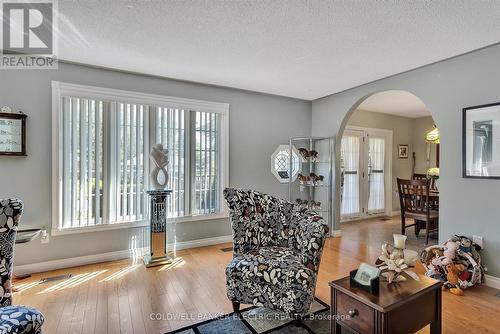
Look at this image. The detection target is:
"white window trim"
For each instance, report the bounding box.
[51,81,230,235]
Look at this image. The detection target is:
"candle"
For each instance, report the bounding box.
[393,234,407,249]
[403,249,419,267]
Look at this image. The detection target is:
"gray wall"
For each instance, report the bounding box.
[0,62,311,266]
[312,43,500,277]
[345,110,436,211]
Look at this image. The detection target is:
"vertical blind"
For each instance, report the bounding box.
[62,97,104,228]
[156,107,185,217]
[59,96,224,230]
[112,103,148,223]
[367,137,385,213]
[340,135,360,216]
[193,111,220,215]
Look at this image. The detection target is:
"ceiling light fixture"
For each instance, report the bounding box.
[425,125,440,144]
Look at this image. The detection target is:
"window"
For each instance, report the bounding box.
[270,145,301,183]
[156,107,185,217]
[193,111,221,215]
[60,96,107,228]
[52,82,229,233]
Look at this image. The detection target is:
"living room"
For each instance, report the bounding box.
[1,1,500,333]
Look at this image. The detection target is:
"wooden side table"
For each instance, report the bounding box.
[330,274,442,334]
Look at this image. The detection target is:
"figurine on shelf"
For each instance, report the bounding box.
[295,199,322,211]
[309,150,319,162]
[298,173,310,185]
[310,173,325,186]
[298,148,320,162]
[298,147,309,160]
[311,201,321,210]
[295,199,308,211]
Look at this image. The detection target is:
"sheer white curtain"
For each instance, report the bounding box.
[341,135,360,216]
[368,137,385,213]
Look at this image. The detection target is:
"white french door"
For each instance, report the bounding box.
[340,127,392,220]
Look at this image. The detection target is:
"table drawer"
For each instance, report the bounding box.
[336,290,374,333]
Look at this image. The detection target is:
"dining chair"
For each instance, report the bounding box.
[397,178,439,245]
[413,173,437,191]
[412,173,439,211]
[412,173,427,180]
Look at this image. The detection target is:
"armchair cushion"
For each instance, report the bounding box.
[224,188,294,256]
[226,246,316,315]
[0,305,44,334]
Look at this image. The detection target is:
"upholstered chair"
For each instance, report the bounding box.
[0,199,44,334]
[224,188,329,316]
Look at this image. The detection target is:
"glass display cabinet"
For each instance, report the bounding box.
[288,136,333,233]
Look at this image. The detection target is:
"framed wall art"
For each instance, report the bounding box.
[398,144,409,159]
[463,102,500,179]
[0,111,27,156]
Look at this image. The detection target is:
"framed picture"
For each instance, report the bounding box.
[0,112,27,156]
[463,102,500,179]
[398,145,409,159]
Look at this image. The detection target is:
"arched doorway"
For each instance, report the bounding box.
[334,90,440,251]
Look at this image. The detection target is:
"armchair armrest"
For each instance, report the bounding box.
[291,210,329,272]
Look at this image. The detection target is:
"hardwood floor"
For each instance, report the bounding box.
[340,215,437,252]
[13,217,500,334]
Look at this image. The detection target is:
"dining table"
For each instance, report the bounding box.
[429,190,439,198]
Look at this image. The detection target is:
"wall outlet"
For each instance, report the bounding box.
[41,230,49,244]
[472,235,483,248]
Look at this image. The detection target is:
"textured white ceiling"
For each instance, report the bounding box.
[57,1,500,100]
[357,90,431,118]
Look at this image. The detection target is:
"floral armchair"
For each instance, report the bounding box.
[0,199,44,334]
[224,188,329,316]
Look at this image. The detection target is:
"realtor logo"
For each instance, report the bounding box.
[1,0,58,69]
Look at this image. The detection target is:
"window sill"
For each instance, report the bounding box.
[168,212,229,223]
[51,212,229,236]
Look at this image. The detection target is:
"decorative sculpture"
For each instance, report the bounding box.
[375,242,420,283]
[150,144,169,189]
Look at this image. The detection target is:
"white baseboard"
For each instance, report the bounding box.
[14,248,136,276]
[172,234,232,250]
[331,230,342,237]
[485,274,500,290]
[14,234,233,276]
